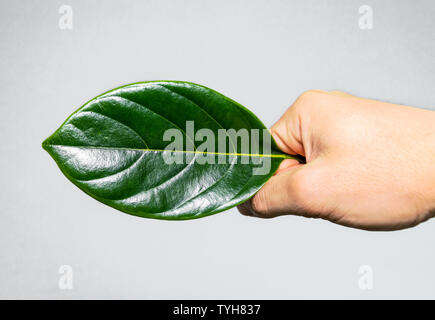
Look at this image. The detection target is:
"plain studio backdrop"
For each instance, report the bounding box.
[0,0,434,299]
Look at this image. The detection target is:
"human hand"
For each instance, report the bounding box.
[238,90,435,231]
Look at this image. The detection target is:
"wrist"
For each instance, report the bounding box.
[417,110,435,216]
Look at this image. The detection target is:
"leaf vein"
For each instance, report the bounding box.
[73,153,145,183]
[111,95,197,151]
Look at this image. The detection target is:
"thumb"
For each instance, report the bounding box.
[238,94,315,218]
[238,159,307,218]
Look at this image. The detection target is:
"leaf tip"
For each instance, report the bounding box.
[41,136,51,152]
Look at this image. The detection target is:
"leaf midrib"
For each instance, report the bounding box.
[43,143,297,159]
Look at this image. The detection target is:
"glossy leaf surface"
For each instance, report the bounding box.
[42,81,299,219]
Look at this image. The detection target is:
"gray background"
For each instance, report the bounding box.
[0,0,434,299]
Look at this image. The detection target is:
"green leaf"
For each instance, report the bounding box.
[42,81,302,220]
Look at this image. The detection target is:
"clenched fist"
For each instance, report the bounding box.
[238,90,435,231]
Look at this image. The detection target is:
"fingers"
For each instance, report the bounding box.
[269,89,334,158]
[270,90,359,161]
[270,102,305,157]
[239,93,310,218]
[238,90,331,219]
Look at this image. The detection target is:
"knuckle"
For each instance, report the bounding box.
[299,90,323,101]
[293,90,325,112]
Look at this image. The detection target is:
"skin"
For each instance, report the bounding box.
[238,90,435,231]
